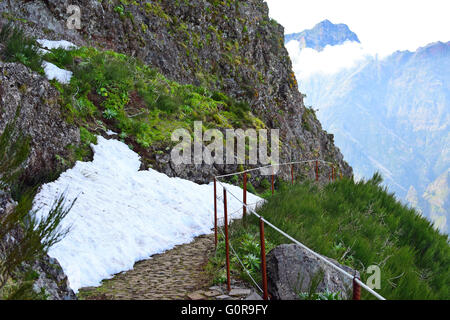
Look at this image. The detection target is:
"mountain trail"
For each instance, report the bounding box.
[78,234,216,300]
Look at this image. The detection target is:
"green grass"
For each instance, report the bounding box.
[216,173,449,300]
[44,46,264,153]
[0,25,266,167]
[0,23,43,72]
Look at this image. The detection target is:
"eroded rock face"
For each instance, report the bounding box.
[0,62,80,184]
[0,62,79,299]
[266,244,359,300]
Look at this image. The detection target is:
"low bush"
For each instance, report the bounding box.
[48,46,263,151]
[0,23,42,72]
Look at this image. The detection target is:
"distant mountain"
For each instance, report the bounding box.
[285,19,360,51]
[288,30,450,233]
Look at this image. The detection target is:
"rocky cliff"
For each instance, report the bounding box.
[0,61,80,185]
[0,0,352,182]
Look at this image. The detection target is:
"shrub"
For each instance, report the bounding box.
[55,46,264,152]
[43,48,73,68]
[155,94,180,113]
[0,24,42,72]
[0,120,30,190]
[0,121,74,299]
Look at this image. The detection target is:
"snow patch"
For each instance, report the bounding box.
[37,39,78,51]
[33,136,263,292]
[105,130,118,136]
[42,61,73,84]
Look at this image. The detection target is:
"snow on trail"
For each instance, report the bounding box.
[33,136,263,292]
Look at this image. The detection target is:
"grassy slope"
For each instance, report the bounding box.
[1,24,266,166]
[232,174,449,299]
[46,46,266,166]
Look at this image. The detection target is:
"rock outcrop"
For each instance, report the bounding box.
[0,60,79,299]
[29,255,76,300]
[266,244,359,300]
[0,61,80,185]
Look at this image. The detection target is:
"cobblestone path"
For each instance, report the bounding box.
[78,234,215,300]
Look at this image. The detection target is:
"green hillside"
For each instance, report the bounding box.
[222,174,449,300]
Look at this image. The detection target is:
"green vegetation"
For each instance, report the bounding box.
[0,23,264,162]
[0,121,74,300]
[295,269,341,300]
[206,228,276,287]
[44,46,263,153]
[0,23,43,72]
[0,119,30,191]
[301,108,314,132]
[224,173,449,299]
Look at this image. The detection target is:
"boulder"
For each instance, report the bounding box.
[266,244,359,300]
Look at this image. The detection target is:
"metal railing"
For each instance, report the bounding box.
[213,160,386,301]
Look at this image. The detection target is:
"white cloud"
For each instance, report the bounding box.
[286,40,373,79]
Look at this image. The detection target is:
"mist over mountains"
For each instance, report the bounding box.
[286,21,450,233]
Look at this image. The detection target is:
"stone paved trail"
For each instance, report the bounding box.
[78,234,216,300]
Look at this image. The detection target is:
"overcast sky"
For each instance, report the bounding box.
[265,0,450,56]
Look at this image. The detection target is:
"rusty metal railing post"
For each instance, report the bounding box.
[291,164,294,185]
[214,178,217,248]
[243,172,247,218]
[353,276,361,300]
[223,188,231,292]
[315,160,319,182]
[259,217,269,300]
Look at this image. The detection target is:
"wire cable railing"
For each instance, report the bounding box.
[212,160,386,301]
[217,226,264,294]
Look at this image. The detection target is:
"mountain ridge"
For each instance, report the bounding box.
[285,19,360,51]
[289,28,450,233]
